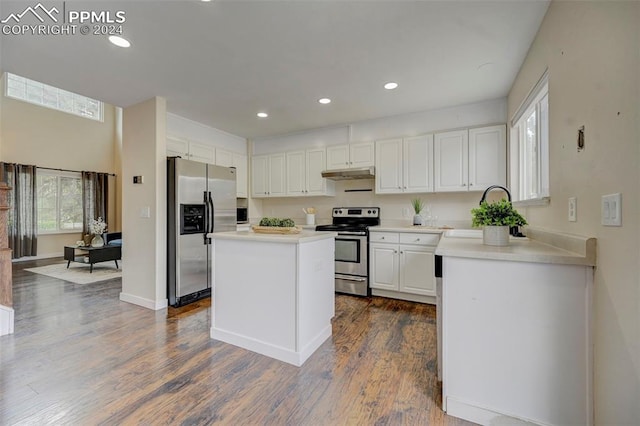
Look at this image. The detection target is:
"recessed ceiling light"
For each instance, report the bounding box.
[384,82,398,90]
[257,112,268,118]
[201,0,212,2]
[318,98,331,104]
[108,35,130,48]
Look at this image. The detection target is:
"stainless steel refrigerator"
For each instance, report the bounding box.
[167,157,236,307]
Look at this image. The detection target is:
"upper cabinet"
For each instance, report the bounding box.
[286,148,335,197]
[167,136,189,158]
[216,148,247,198]
[434,125,505,192]
[326,142,375,170]
[468,125,507,190]
[375,134,433,194]
[189,142,216,164]
[252,153,286,198]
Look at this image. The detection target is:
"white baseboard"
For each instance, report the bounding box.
[211,325,331,367]
[0,304,15,336]
[12,253,62,262]
[119,292,168,311]
[445,396,544,426]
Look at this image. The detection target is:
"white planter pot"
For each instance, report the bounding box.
[413,214,423,225]
[483,226,509,246]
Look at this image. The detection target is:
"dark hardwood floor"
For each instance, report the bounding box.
[1,258,474,425]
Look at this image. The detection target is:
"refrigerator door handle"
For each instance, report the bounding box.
[208,191,215,233]
[203,191,209,244]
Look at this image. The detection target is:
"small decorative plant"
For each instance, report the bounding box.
[411,198,425,214]
[471,199,527,227]
[259,217,296,227]
[89,217,107,235]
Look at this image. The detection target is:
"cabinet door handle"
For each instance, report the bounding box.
[415,238,420,242]
[380,236,385,239]
[469,183,473,186]
[461,183,466,187]
[393,250,397,254]
[400,251,404,254]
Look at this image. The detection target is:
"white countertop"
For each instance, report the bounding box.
[435,230,596,266]
[370,225,448,234]
[208,230,337,244]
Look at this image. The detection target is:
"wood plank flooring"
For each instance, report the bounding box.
[1,258,475,425]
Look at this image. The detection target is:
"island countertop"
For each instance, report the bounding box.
[207,230,337,244]
[435,228,596,266]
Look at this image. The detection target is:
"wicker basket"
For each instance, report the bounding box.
[251,225,302,234]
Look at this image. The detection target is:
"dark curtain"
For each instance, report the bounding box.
[82,172,109,235]
[0,162,38,258]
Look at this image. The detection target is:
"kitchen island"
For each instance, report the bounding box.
[208,230,336,366]
[436,228,596,426]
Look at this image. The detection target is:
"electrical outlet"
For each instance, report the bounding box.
[402,208,410,218]
[568,197,577,222]
[601,193,622,226]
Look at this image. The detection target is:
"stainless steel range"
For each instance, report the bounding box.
[315,207,380,296]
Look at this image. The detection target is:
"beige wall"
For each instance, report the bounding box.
[508,2,640,424]
[121,97,167,309]
[0,73,120,256]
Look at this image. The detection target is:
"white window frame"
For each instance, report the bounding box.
[4,72,104,122]
[510,70,550,206]
[36,169,84,235]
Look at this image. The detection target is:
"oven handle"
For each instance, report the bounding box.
[335,274,367,282]
[337,231,367,236]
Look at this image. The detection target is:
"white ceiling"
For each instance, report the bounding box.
[0,0,549,139]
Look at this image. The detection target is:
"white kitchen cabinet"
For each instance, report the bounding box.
[369,231,439,303]
[215,148,233,167]
[468,125,506,190]
[189,142,216,164]
[434,130,468,192]
[167,136,189,158]
[326,142,374,170]
[375,134,433,194]
[286,149,335,197]
[399,246,435,295]
[232,153,248,198]
[216,149,247,198]
[286,151,306,195]
[370,243,399,291]
[251,153,285,198]
[434,125,506,192]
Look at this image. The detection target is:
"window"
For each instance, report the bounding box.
[5,72,103,121]
[510,70,549,204]
[37,170,83,233]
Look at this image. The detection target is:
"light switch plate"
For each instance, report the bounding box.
[568,197,577,222]
[601,193,622,226]
[140,206,151,218]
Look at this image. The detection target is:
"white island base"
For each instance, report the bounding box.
[209,231,336,367]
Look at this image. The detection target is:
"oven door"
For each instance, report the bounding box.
[334,234,367,277]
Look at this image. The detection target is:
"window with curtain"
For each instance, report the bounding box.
[82,171,109,235]
[0,162,38,258]
[36,170,83,233]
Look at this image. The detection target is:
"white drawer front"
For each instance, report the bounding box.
[369,232,400,244]
[399,233,440,246]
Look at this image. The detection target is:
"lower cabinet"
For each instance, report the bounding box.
[370,232,438,303]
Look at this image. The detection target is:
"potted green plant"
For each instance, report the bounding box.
[471,198,527,246]
[411,198,425,226]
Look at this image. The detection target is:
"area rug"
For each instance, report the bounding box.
[25,261,122,285]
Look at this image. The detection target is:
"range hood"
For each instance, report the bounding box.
[321,166,375,180]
